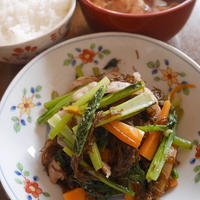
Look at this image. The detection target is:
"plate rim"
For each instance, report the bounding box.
[0,32,200,200]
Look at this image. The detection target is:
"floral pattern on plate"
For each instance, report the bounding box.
[147,59,192,94]
[10,85,42,133]
[14,162,50,200]
[63,43,111,72]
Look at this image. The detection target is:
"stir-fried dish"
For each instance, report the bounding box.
[38,71,195,200]
[89,0,185,14]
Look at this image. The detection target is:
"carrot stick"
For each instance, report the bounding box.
[103,121,144,149]
[63,188,86,200]
[124,194,135,200]
[168,84,196,101]
[139,100,171,160]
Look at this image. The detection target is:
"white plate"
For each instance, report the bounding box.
[0,32,200,200]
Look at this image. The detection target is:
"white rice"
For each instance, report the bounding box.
[0,0,72,45]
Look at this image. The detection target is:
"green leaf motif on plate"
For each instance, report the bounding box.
[64,59,71,66]
[27,116,32,123]
[14,123,21,133]
[43,192,51,197]
[23,171,30,176]
[154,77,160,81]
[17,162,23,172]
[155,60,160,67]
[67,53,73,59]
[98,53,104,59]
[195,172,200,183]
[194,165,200,173]
[11,116,19,122]
[147,61,155,68]
[90,43,96,49]
[183,88,190,95]
[15,178,23,184]
[35,85,42,92]
[179,72,186,77]
[35,94,41,99]
[23,88,27,95]
[102,49,111,55]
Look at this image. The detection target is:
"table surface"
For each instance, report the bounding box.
[0,2,200,199]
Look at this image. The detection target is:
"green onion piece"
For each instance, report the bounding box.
[97,91,156,127]
[100,81,145,108]
[37,94,74,124]
[76,65,84,78]
[73,86,106,156]
[173,136,193,149]
[88,143,103,171]
[93,67,100,76]
[44,91,74,110]
[48,114,75,147]
[136,124,168,132]
[172,167,179,179]
[51,90,59,100]
[146,126,176,182]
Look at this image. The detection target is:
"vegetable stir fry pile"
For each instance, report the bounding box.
[38,71,195,200]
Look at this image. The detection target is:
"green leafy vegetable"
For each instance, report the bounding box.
[73,86,106,156]
[100,81,145,108]
[128,163,146,186]
[97,91,156,126]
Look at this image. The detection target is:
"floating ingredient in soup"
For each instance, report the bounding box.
[89,0,184,14]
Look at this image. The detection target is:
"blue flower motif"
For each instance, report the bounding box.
[94,60,99,64]
[11,106,16,111]
[21,119,26,126]
[36,102,42,106]
[33,176,39,181]
[27,195,32,200]
[15,170,21,176]
[30,87,35,94]
[165,59,169,66]
[152,69,158,74]
[98,46,103,51]
[75,48,81,52]
[168,87,172,92]
[190,158,196,164]
[71,60,76,66]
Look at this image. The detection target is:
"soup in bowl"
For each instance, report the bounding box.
[79,0,196,41]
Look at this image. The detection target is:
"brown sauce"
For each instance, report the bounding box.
[89,0,185,14]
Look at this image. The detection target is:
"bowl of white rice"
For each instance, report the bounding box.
[0,0,76,64]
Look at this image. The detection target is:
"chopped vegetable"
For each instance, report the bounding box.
[146,120,177,181]
[73,86,106,156]
[139,100,171,160]
[89,143,103,171]
[195,144,200,159]
[37,93,74,124]
[63,188,86,200]
[172,168,179,179]
[48,114,74,147]
[168,84,196,101]
[173,136,193,149]
[48,77,110,139]
[100,81,145,108]
[103,121,144,148]
[97,91,156,126]
[44,91,74,109]
[63,147,135,196]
